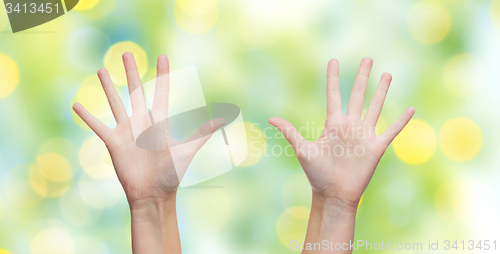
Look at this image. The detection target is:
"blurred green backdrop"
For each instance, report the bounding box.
[0,0,499,253]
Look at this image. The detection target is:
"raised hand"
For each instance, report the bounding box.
[73,53,225,254]
[269,58,414,253]
[74,52,224,203]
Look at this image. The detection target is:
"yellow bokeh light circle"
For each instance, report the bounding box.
[0,53,20,98]
[29,153,73,198]
[80,136,115,179]
[0,249,13,254]
[490,0,500,30]
[38,137,79,165]
[177,0,217,16]
[73,0,100,11]
[443,54,485,98]
[73,0,116,19]
[72,75,113,130]
[29,165,50,197]
[393,119,436,164]
[36,153,72,182]
[439,118,482,162]
[407,1,451,45]
[31,229,75,254]
[187,190,231,231]
[276,206,310,248]
[236,122,267,167]
[434,181,464,223]
[104,41,148,86]
[174,0,217,34]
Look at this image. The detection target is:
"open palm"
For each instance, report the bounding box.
[269,58,414,208]
[73,53,225,203]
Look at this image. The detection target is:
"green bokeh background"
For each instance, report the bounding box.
[1,0,500,253]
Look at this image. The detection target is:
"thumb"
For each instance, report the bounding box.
[268,117,306,150]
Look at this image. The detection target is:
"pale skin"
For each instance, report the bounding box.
[74,55,413,253]
[269,57,415,253]
[73,52,225,254]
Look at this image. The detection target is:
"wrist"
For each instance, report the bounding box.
[304,191,358,246]
[129,193,177,224]
[129,192,177,208]
[311,191,358,219]
[128,193,181,254]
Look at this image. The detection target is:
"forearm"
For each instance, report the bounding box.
[129,193,181,254]
[303,192,358,253]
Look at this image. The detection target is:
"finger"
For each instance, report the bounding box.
[97,68,128,124]
[123,52,146,113]
[326,59,342,116]
[379,107,415,146]
[73,103,111,140]
[268,117,306,151]
[152,55,170,118]
[346,57,373,118]
[364,72,391,127]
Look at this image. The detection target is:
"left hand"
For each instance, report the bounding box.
[269,57,414,209]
